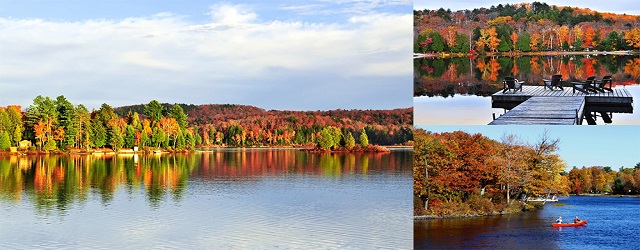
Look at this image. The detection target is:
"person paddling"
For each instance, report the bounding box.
[574,216,580,223]
[556,217,562,224]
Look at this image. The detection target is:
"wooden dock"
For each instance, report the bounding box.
[490,86,633,125]
[490,97,585,125]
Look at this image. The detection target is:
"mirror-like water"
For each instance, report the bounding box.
[414,55,639,124]
[0,149,412,249]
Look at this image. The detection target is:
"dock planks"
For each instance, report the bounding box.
[489,96,585,125]
[490,86,633,125]
[492,86,633,105]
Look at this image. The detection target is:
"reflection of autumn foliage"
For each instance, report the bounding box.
[559,61,574,79]
[530,57,542,75]
[487,58,501,81]
[624,58,640,79]
[511,62,519,76]
[0,150,411,212]
[583,58,596,78]
[476,58,501,82]
[197,150,404,177]
[415,55,639,97]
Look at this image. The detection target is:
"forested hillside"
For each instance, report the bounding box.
[115,103,412,147]
[0,96,412,153]
[414,2,640,53]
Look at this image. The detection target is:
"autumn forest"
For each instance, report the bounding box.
[414,2,640,54]
[414,129,640,217]
[0,95,412,153]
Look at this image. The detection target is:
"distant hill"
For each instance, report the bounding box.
[115,103,413,146]
[114,103,411,126]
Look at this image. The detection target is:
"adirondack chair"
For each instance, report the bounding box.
[572,76,598,94]
[594,75,613,92]
[542,74,564,91]
[502,76,523,93]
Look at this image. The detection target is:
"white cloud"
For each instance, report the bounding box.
[282,0,411,16]
[0,4,412,110]
[209,4,257,25]
[280,4,327,15]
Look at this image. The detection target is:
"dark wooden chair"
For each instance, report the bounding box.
[572,76,598,94]
[502,76,523,93]
[594,75,613,92]
[543,74,564,91]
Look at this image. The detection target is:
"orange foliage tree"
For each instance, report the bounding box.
[624,28,640,49]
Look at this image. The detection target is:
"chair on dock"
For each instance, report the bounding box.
[502,76,523,93]
[572,76,598,94]
[594,75,614,92]
[543,74,564,91]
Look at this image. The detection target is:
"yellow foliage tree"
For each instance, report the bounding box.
[624,28,640,49]
[510,32,519,50]
[487,16,512,26]
[558,26,570,45]
[486,27,501,52]
[530,33,541,51]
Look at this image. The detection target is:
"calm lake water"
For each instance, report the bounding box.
[415,196,640,249]
[0,149,412,249]
[414,55,640,125]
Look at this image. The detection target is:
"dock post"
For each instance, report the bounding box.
[492,113,496,120]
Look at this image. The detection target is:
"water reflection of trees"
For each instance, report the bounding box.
[0,150,410,212]
[415,55,640,97]
[0,154,198,211]
[195,150,407,178]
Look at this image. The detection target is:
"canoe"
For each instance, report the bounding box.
[552,220,587,227]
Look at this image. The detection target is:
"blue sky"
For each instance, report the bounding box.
[0,0,411,23]
[0,0,412,111]
[414,0,640,15]
[416,125,640,171]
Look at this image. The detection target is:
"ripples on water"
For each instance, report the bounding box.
[415,196,640,249]
[0,149,412,249]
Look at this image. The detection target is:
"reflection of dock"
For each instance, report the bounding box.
[490,86,633,125]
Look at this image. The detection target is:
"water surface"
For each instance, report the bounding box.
[414,55,639,125]
[415,196,640,249]
[0,149,412,249]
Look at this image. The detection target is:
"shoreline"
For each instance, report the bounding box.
[0,144,403,156]
[572,193,640,198]
[414,210,521,220]
[414,50,636,59]
[416,195,640,220]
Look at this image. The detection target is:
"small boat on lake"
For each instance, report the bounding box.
[552,220,587,228]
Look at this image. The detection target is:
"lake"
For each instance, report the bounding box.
[0,149,412,249]
[414,195,640,249]
[414,55,640,125]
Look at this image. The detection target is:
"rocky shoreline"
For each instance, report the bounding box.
[414,210,521,220]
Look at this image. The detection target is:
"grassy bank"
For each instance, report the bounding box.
[414,195,545,220]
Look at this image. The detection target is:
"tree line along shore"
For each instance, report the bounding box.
[415,2,640,56]
[414,129,640,219]
[0,95,412,155]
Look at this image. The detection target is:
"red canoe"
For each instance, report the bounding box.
[552,220,587,227]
